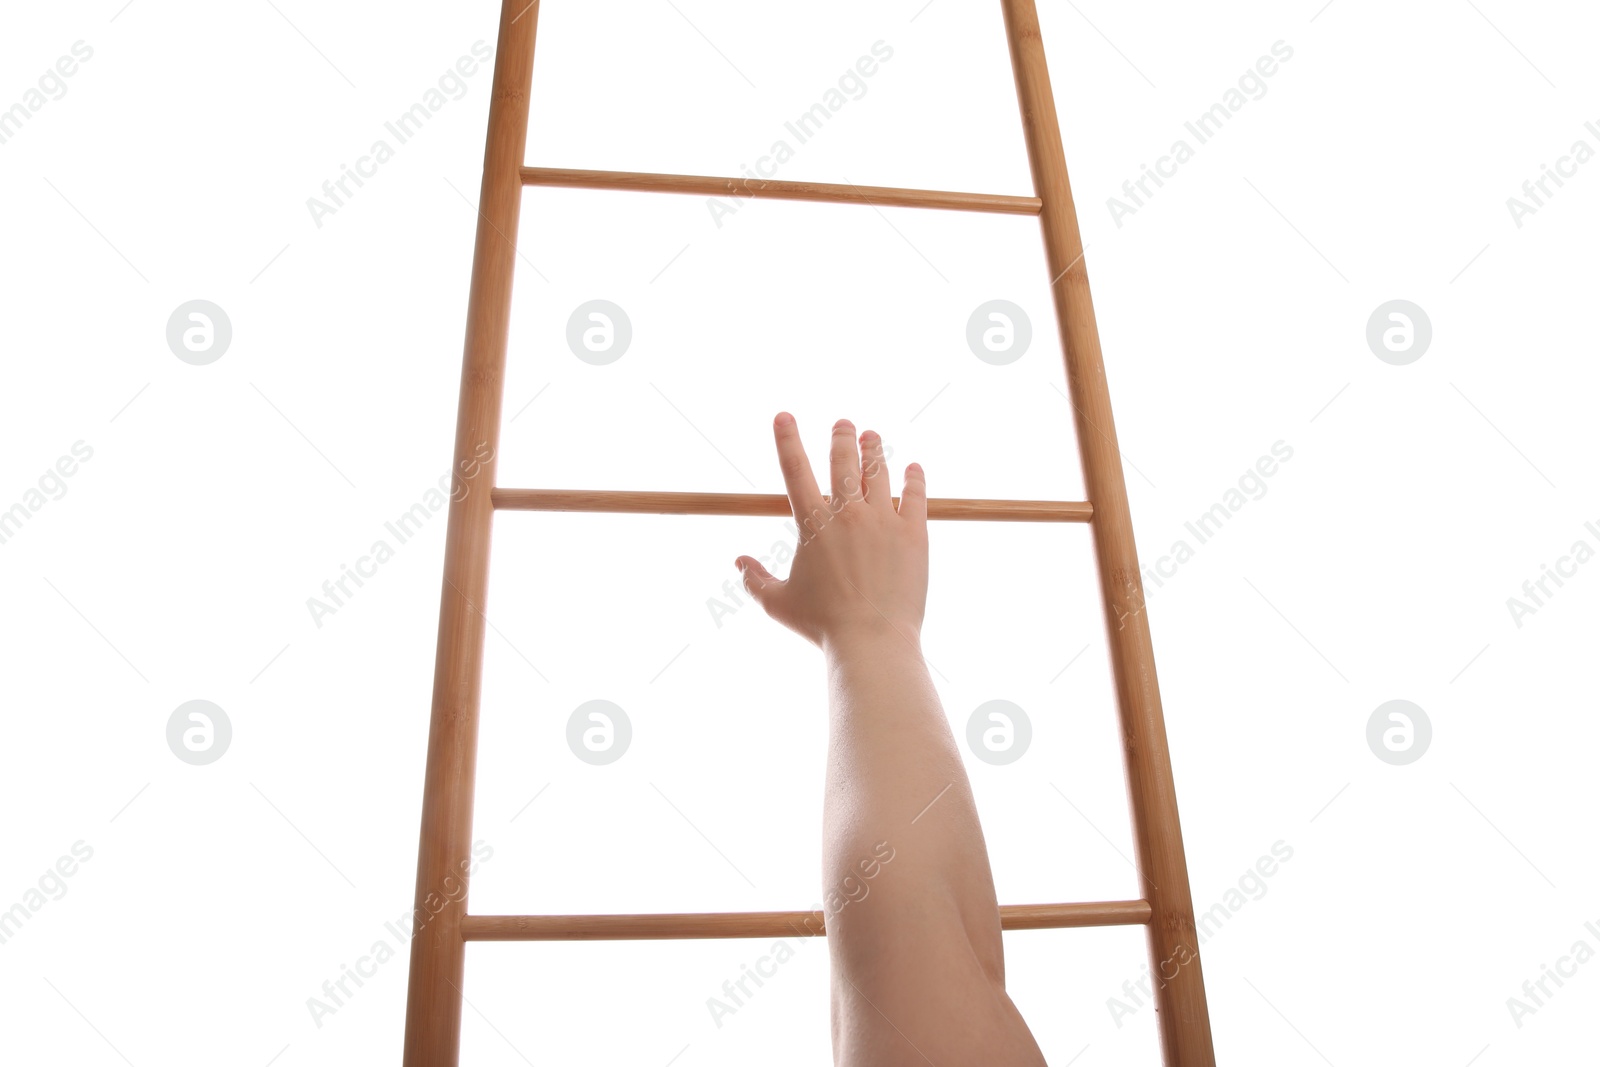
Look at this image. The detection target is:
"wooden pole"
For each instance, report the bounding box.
[997,1,1217,1062]
[459,899,1153,941]
[521,166,1042,214]
[491,488,1092,523]
[401,3,539,1063]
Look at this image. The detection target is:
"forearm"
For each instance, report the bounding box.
[739,414,1044,1064]
[822,628,963,835]
[821,628,1005,980]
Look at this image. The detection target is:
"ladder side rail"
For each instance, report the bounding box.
[997,1,1217,1063]
[402,3,541,1064]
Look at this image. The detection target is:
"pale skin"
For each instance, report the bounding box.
[736,413,1047,1067]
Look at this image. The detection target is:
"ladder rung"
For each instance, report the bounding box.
[521,166,1043,216]
[460,900,1150,941]
[492,488,1092,523]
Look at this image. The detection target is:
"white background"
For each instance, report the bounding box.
[1,1,1596,1064]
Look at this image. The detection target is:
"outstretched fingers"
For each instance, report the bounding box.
[829,419,863,504]
[898,462,927,525]
[859,430,892,510]
[773,412,824,519]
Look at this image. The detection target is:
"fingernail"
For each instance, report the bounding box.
[774,412,794,428]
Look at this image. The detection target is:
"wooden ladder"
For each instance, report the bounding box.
[403,1,1216,1063]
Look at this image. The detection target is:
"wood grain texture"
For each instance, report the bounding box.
[1000,0,1216,1062]
[401,3,538,1064]
[521,165,1042,215]
[492,488,1092,523]
[461,900,1152,941]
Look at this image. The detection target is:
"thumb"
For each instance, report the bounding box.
[735,556,787,617]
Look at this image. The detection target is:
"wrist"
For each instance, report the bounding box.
[820,619,923,662]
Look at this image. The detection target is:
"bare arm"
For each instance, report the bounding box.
[737,414,1046,1067]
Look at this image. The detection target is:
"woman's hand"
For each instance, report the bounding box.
[736,413,928,652]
